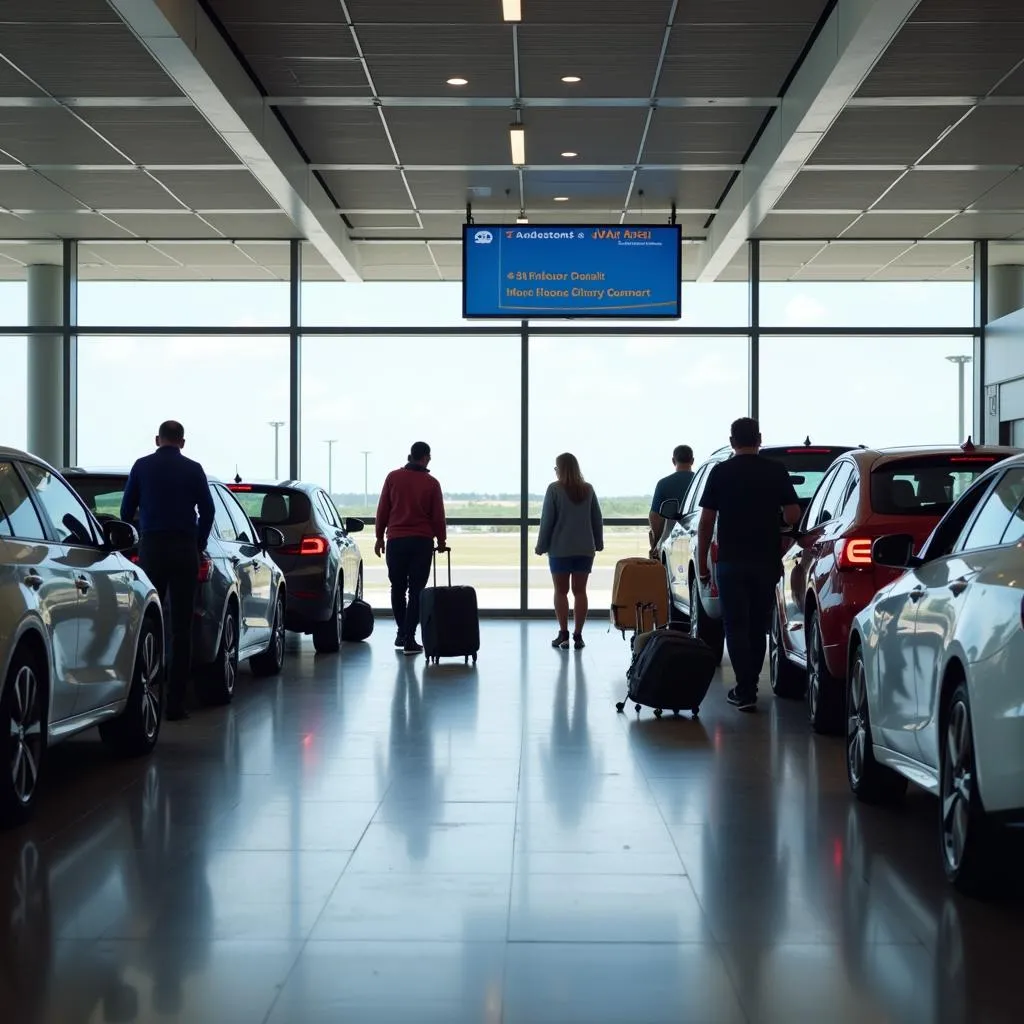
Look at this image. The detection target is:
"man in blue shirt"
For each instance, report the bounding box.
[121,420,215,721]
[649,445,695,558]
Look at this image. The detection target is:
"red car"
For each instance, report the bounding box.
[770,441,1018,734]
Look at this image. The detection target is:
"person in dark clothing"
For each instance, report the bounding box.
[121,420,215,721]
[649,444,695,558]
[375,442,449,656]
[697,418,801,712]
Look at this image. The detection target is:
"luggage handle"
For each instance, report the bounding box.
[432,548,452,588]
[634,601,659,634]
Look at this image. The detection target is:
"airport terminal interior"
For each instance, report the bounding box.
[4,0,1024,1021]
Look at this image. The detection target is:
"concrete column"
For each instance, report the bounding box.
[988,264,1024,323]
[26,263,64,467]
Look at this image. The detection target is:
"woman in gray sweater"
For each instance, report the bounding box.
[535,453,604,649]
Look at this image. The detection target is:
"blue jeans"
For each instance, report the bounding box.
[716,561,780,699]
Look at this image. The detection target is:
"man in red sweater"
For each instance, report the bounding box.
[375,441,449,655]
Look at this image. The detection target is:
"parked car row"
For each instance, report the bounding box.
[0,446,369,826]
[657,437,1024,893]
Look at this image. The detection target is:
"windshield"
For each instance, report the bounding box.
[66,475,130,520]
[871,457,1005,516]
[761,448,852,502]
[227,485,311,526]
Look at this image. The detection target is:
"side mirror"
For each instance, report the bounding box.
[659,498,682,521]
[345,517,365,534]
[260,526,285,550]
[103,519,139,552]
[872,533,920,569]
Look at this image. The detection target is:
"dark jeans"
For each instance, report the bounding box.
[386,536,434,641]
[139,531,200,708]
[716,561,780,699]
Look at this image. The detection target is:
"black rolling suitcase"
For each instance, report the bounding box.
[617,604,716,718]
[420,550,480,665]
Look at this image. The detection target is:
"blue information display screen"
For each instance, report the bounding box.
[462,224,682,319]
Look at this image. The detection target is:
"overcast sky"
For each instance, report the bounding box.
[1,279,974,499]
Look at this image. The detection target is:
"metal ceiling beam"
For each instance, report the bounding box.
[696,0,924,282]
[106,0,362,280]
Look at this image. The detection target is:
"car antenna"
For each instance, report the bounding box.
[804,436,811,446]
[234,467,242,484]
[961,436,976,453]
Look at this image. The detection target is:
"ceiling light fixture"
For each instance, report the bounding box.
[502,0,522,22]
[561,75,581,84]
[517,213,529,224]
[561,151,578,158]
[447,77,468,86]
[554,196,569,202]
[509,122,526,166]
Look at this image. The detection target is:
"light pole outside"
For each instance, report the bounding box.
[268,421,284,479]
[361,450,372,512]
[946,355,972,442]
[325,439,338,498]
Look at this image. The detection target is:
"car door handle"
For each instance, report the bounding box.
[23,571,43,590]
[948,578,969,596]
[75,575,90,593]
[909,586,925,602]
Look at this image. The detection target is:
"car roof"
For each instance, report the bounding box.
[837,444,1020,472]
[63,466,225,484]
[708,441,857,459]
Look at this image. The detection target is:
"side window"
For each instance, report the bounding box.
[211,487,238,542]
[683,464,711,514]
[318,491,341,529]
[20,462,98,546]
[218,487,255,544]
[0,462,46,540]
[958,469,1024,553]
[922,476,995,560]
[819,464,855,525]
[803,466,839,530]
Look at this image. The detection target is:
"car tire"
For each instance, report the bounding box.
[807,608,843,734]
[201,603,239,705]
[769,604,806,699]
[100,616,163,757]
[0,643,46,826]
[312,585,343,654]
[940,681,1000,895]
[688,574,724,665]
[846,644,907,804]
[250,590,286,677]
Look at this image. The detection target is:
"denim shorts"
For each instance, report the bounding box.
[548,555,594,574]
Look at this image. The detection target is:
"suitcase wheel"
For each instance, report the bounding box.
[615,701,625,713]
[691,707,700,717]
[634,704,641,714]
[653,708,663,719]
[673,710,681,717]
[472,654,477,664]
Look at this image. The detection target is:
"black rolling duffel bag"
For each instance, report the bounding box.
[617,605,716,718]
[420,550,480,665]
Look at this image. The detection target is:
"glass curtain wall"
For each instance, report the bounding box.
[0,238,983,612]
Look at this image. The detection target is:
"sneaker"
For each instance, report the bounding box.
[572,633,585,650]
[394,632,406,650]
[552,631,570,649]
[727,688,757,712]
[403,640,424,657]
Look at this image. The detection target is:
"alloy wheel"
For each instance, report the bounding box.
[807,619,822,720]
[10,664,43,807]
[271,599,285,665]
[769,614,780,683]
[847,659,868,787]
[941,700,974,873]
[223,615,238,694]
[139,630,161,741]
[334,590,343,646]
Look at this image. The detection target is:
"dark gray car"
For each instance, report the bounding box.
[226,481,366,652]
[64,470,287,705]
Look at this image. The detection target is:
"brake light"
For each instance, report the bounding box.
[949,456,996,463]
[228,484,253,491]
[197,554,213,582]
[787,448,835,454]
[837,537,873,570]
[281,535,328,557]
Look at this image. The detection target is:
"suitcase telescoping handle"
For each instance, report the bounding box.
[432,548,452,588]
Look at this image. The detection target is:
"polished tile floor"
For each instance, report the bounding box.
[2,621,1023,1023]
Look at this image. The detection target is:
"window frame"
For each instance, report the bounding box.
[18,459,101,548]
[802,465,841,532]
[0,460,47,542]
[955,467,1024,554]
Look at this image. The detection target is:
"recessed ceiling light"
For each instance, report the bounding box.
[502,0,521,22]
[561,151,578,159]
[447,77,468,86]
[554,196,569,202]
[561,75,581,84]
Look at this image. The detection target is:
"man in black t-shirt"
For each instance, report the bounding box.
[698,418,801,712]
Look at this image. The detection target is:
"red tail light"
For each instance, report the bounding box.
[129,553,140,564]
[281,535,328,557]
[228,483,253,491]
[197,554,214,582]
[837,537,873,570]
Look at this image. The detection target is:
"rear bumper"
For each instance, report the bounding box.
[282,565,334,630]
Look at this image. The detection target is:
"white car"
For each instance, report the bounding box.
[0,447,163,825]
[846,452,1024,892]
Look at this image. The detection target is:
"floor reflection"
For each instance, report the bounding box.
[1,622,1022,1023]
